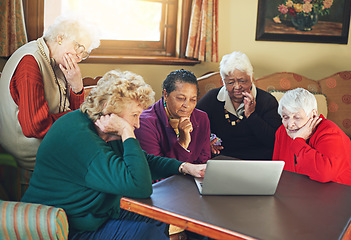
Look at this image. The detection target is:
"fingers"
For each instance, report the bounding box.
[210,138,218,144]
[310,116,322,129]
[187,164,207,178]
[60,53,79,76]
[294,116,321,140]
[179,117,193,133]
[243,92,255,118]
[63,53,77,70]
[242,91,254,104]
[211,145,223,155]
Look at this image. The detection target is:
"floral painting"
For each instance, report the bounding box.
[255,0,351,44]
[274,0,334,31]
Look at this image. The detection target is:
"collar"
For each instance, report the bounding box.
[157,98,199,129]
[217,83,257,117]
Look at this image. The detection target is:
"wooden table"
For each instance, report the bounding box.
[120,172,351,240]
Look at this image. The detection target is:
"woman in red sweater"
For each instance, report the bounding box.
[273,88,351,185]
[0,14,100,196]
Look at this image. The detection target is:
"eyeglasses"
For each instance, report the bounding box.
[224,79,250,87]
[73,41,89,60]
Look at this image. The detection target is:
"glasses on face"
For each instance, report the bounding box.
[224,79,250,88]
[73,41,89,60]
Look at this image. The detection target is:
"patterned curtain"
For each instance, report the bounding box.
[0,0,28,57]
[185,0,218,62]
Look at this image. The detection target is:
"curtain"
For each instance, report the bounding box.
[185,0,218,62]
[0,0,28,57]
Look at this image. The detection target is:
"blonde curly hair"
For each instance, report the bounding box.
[81,70,155,122]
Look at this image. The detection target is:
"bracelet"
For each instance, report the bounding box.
[179,162,187,175]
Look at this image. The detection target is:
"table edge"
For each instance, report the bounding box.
[120,197,256,240]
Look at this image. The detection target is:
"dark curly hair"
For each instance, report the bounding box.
[162,69,199,96]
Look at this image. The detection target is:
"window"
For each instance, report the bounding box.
[22,0,200,65]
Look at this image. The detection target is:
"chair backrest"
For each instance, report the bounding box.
[83,76,101,100]
[197,72,223,99]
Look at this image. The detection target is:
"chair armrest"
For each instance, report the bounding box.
[0,201,69,240]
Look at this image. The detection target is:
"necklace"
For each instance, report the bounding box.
[224,109,244,126]
[37,39,67,112]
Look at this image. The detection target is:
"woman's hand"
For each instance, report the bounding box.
[59,53,83,94]
[242,91,256,118]
[210,138,224,155]
[180,163,206,178]
[178,117,193,149]
[294,115,322,140]
[95,114,135,141]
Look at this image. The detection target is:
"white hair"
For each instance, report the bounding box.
[219,51,253,82]
[278,88,318,117]
[43,14,100,52]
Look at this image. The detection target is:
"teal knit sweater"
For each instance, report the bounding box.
[22,110,182,232]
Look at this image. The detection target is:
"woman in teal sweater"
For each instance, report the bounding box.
[22,70,206,239]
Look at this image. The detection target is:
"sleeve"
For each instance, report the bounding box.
[136,116,193,162]
[292,130,348,183]
[85,138,153,198]
[245,94,282,148]
[9,56,76,139]
[272,127,282,160]
[145,152,182,181]
[194,113,211,163]
[69,88,85,110]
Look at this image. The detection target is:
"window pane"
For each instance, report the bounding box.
[44,0,162,41]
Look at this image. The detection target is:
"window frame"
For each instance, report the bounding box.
[22,0,200,65]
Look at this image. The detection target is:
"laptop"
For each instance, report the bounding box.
[194,160,285,195]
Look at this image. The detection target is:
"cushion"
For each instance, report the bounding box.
[270,91,328,118]
[255,72,321,94]
[319,71,351,137]
[0,201,68,240]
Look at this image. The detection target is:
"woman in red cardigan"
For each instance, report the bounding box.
[273,88,351,185]
[0,14,100,197]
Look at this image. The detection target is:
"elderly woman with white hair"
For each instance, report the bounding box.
[273,88,351,185]
[0,14,100,196]
[22,70,206,239]
[197,51,281,160]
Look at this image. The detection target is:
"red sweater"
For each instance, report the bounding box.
[9,55,84,139]
[273,115,351,186]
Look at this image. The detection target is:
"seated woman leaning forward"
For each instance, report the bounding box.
[134,69,211,164]
[21,70,206,239]
[273,88,351,186]
[196,51,282,160]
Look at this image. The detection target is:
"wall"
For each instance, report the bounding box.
[1,0,350,99]
[220,1,351,80]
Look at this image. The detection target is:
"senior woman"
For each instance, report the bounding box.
[196,51,281,160]
[273,88,351,185]
[134,69,211,164]
[0,14,100,195]
[21,70,206,239]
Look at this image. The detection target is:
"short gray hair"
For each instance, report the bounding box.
[278,88,317,117]
[43,14,100,52]
[219,51,253,82]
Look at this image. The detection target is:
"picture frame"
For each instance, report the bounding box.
[255,0,351,44]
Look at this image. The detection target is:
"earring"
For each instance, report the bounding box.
[58,41,62,45]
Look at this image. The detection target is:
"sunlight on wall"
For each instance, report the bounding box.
[44,0,162,41]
